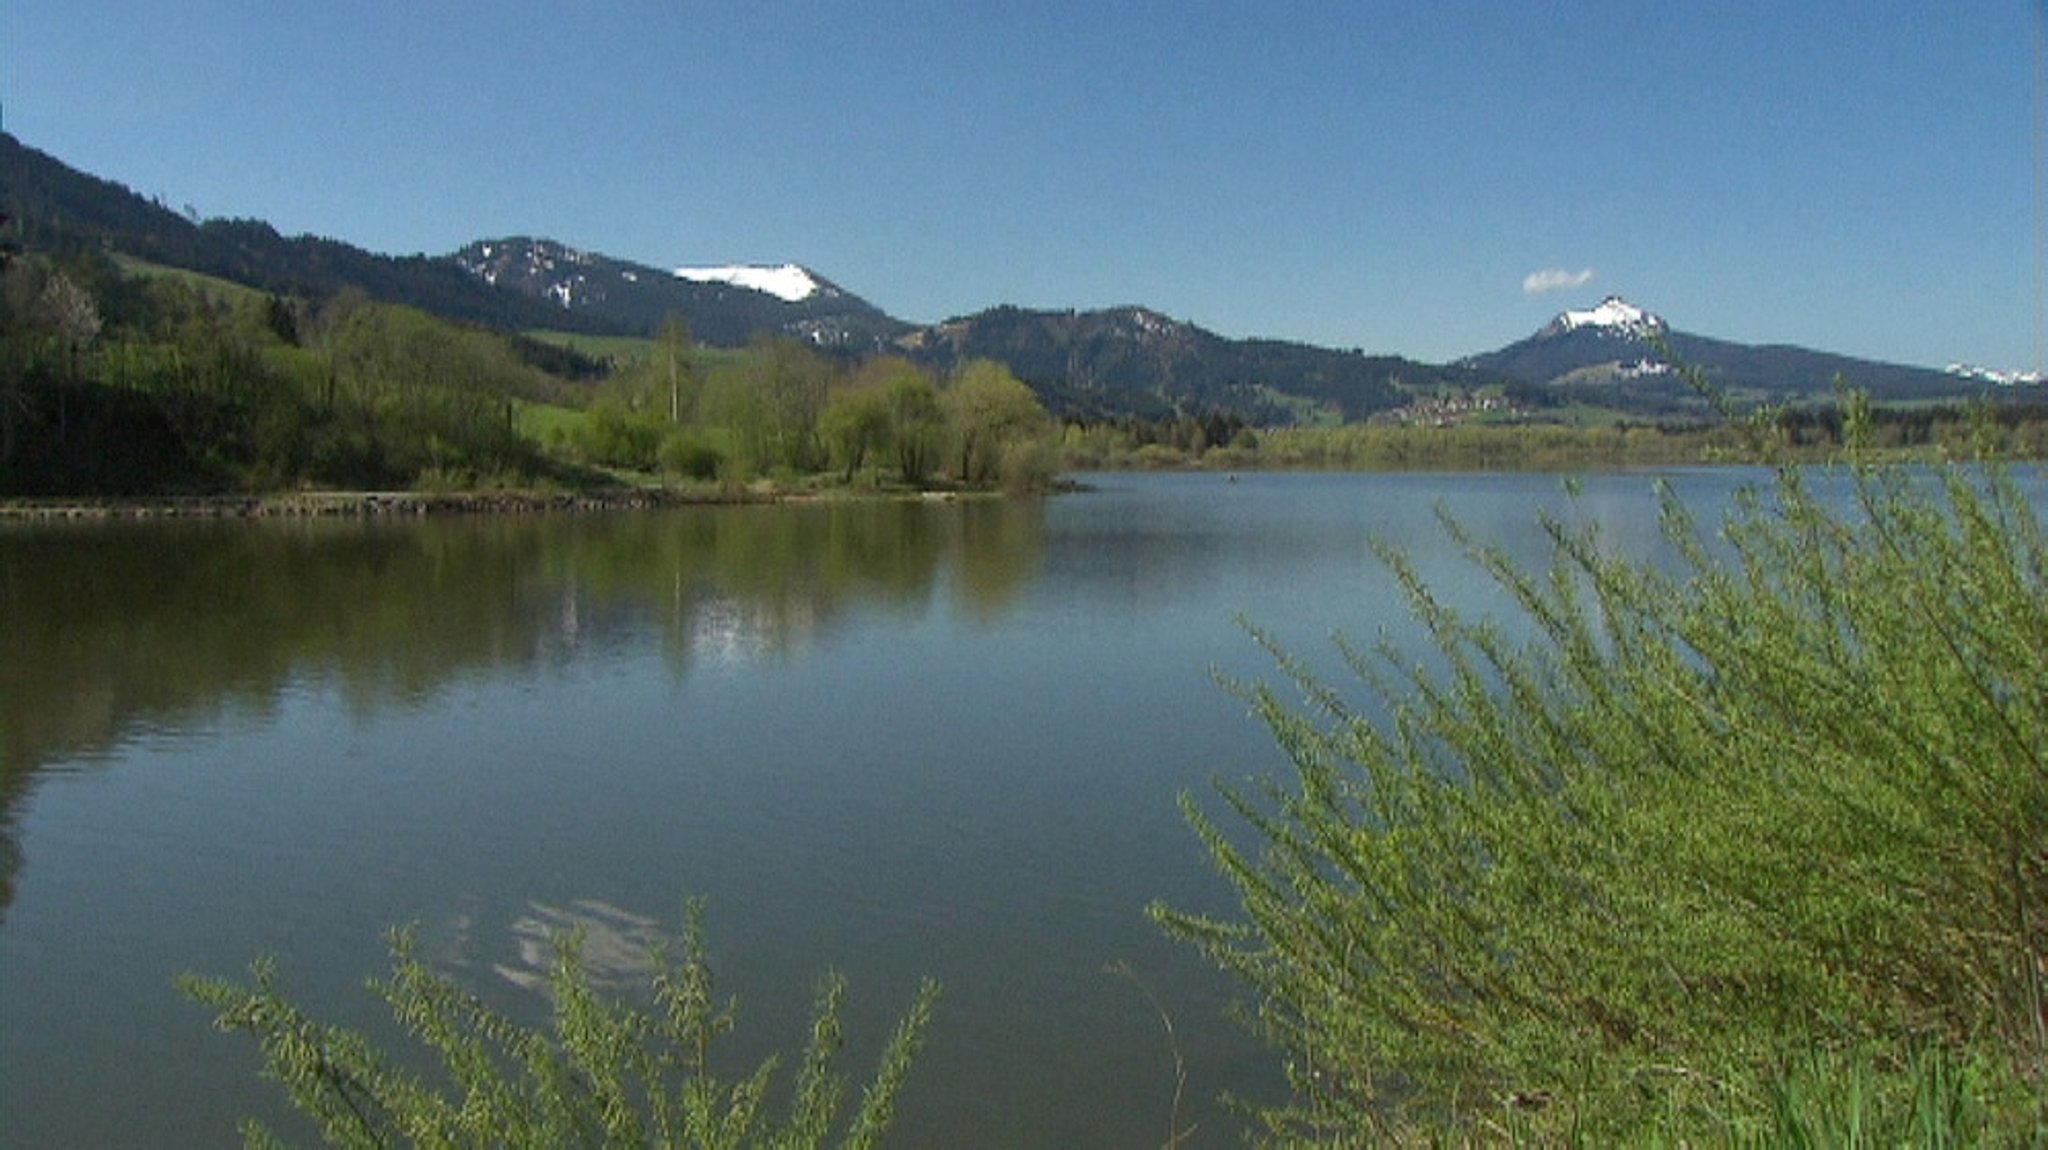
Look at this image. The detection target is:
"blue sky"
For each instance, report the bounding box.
[6,2,2041,371]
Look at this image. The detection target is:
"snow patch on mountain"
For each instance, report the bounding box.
[1551,296,1666,336]
[674,264,820,302]
[1947,363,2045,386]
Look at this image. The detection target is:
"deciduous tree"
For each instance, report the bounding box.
[941,359,1047,486]
[820,375,893,483]
[657,311,697,424]
[884,364,944,486]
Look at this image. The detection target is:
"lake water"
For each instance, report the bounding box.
[0,469,1764,1147]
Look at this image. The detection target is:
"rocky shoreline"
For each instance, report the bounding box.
[0,481,1026,520]
[0,488,765,521]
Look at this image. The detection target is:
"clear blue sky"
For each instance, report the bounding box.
[6,1,2042,371]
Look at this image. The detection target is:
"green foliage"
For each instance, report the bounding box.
[941,360,1053,489]
[1156,407,2048,1142]
[574,398,669,471]
[882,365,944,487]
[752,336,834,474]
[699,357,776,481]
[1259,419,1726,469]
[1,257,564,494]
[177,902,939,1149]
[1059,404,2048,474]
[994,434,1061,496]
[820,381,892,484]
[1747,1042,2017,1147]
[683,339,841,482]
[657,427,726,482]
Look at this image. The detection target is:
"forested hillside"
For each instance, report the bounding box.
[902,304,1486,423]
[0,134,1481,427]
[7,131,2043,499]
[0,249,556,494]
[0,134,591,335]
[0,233,1062,497]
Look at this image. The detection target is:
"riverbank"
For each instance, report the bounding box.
[0,488,760,521]
[0,479,1047,521]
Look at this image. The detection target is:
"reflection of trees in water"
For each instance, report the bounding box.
[950,500,1047,621]
[0,502,1044,915]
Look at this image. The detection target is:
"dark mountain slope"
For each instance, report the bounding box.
[0,133,587,333]
[901,305,1489,423]
[1467,295,1982,409]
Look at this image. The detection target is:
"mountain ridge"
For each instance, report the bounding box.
[897,302,1487,422]
[1466,293,1980,413]
[0,131,2016,425]
[448,236,908,350]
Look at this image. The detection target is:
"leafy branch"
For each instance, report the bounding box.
[178,901,939,1149]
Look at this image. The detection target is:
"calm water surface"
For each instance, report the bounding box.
[0,470,1760,1147]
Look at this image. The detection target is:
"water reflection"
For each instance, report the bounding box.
[0,501,1045,916]
[1,470,1809,1146]
[491,899,668,993]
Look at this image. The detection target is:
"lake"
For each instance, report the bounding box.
[0,469,1762,1147]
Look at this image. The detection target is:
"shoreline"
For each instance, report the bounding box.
[0,482,1036,522]
[0,488,765,521]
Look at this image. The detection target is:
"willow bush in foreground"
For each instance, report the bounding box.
[1157,410,2046,1143]
[178,903,939,1149]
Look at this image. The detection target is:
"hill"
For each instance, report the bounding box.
[1466,295,1990,416]
[6,133,2024,429]
[0,134,908,349]
[897,304,1488,423]
[451,237,909,350]
[0,133,585,334]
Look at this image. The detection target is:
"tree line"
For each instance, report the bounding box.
[0,250,551,493]
[10,244,2040,501]
[537,316,1057,494]
[1059,402,2048,472]
[0,251,1058,497]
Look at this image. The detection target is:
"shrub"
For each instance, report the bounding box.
[658,428,724,482]
[575,399,667,471]
[1125,443,1187,470]
[179,902,939,1148]
[1156,401,2047,1142]
[996,435,1062,495]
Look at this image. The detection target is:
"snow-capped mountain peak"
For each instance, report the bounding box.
[1946,362,2046,387]
[1543,295,1666,339]
[673,263,821,303]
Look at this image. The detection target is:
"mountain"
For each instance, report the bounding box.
[0,132,1478,422]
[1540,296,1668,340]
[450,237,909,350]
[0,134,909,348]
[1946,363,2047,387]
[897,304,1488,423]
[0,133,586,334]
[7,133,2020,428]
[1468,294,1987,414]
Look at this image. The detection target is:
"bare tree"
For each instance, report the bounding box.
[39,271,101,379]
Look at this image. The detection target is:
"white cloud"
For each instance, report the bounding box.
[1523,267,1595,295]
